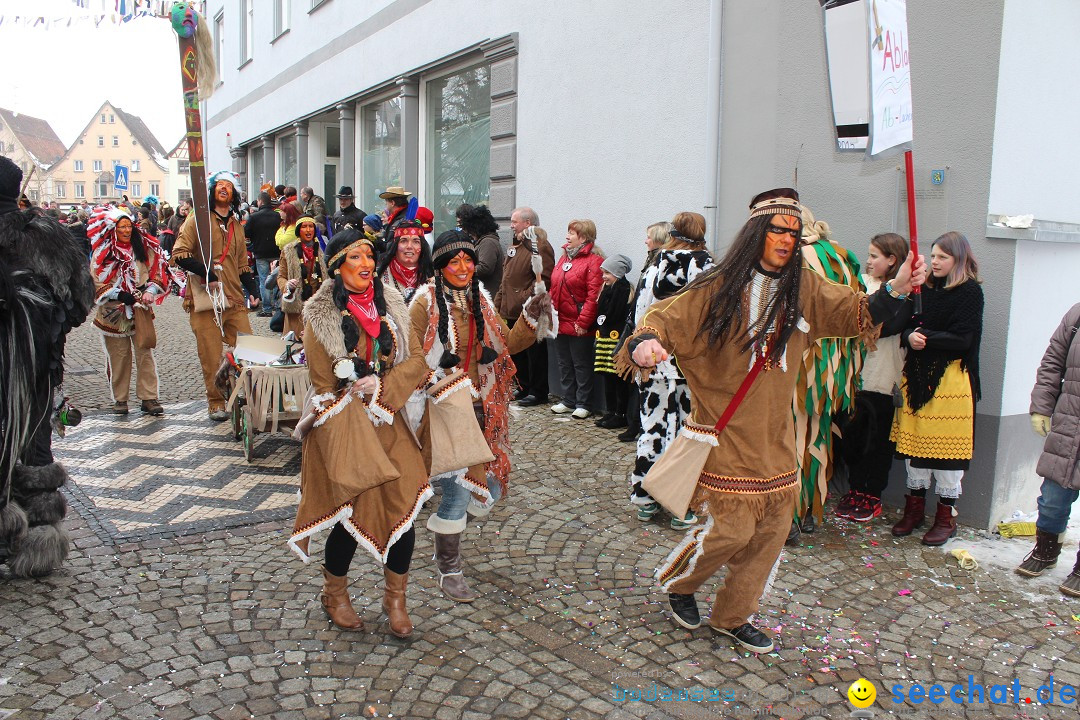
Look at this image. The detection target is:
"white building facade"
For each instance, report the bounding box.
[201,0,1080,529]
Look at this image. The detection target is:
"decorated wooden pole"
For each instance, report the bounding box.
[170,2,212,262]
[903,149,922,314]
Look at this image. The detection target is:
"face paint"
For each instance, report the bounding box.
[214,179,233,207]
[760,213,800,272]
[115,218,133,245]
[298,222,316,242]
[441,251,475,289]
[396,235,422,269]
[339,243,375,293]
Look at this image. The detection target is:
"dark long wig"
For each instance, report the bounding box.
[117,217,149,264]
[376,224,434,283]
[688,214,803,366]
[430,229,497,369]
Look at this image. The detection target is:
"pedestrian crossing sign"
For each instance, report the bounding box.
[114,164,129,191]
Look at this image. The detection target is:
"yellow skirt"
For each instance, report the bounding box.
[891,360,974,461]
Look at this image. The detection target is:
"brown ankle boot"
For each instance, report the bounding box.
[321,567,363,630]
[921,503,958,546]
[433,532,477,602]
[1059,550,1080,598]
[891,495,926,536]
[382,569,412,638]
[1016,529,1063,577]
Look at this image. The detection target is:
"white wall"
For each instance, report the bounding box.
[988,0,1080,224]
[202,0,710,271]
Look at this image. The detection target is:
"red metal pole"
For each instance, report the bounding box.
[903,150,922,313]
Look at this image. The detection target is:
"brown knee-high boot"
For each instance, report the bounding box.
[382,569,412,638]
[433,532,477,603]
[321,567,363,630]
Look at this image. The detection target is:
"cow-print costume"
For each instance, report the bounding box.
[628,248,714,505]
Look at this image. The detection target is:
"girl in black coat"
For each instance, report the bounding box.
[594,254,634,428]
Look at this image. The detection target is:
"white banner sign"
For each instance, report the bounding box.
[866,0,913,156]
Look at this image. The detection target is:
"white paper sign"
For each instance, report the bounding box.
[866,0,913,156]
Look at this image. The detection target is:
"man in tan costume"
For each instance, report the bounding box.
[619,188,923,653]
[171,170,261,419]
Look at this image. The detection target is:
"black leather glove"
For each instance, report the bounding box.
[116,291,138,306]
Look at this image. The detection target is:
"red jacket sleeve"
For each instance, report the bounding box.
[575,255,605,330]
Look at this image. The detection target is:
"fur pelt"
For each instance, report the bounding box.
[0,502,28,557]
[11,462,68,494]
[18,491,67,527]
[7,524,69,578]
[303,280,410,366]
[280,240,328,314]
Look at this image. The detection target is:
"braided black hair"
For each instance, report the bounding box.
[332,273,392,378]
[433,273,460,369]
[687,214,803,366]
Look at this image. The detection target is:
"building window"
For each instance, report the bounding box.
[97,136,104,147]
[109,114,115,123]
[178,159,190,175]
[240,0,254,65]
[0,141,4,152]
[112,136,119,147]
[274,0,290,37]
[249,147,263,184]
[101,113,106,123]
[131,182,141,196]
[132,159,140,172]
[326,126,340,158]
[93,160,103,172]
[74,182,85,198]
[30,190,38,202]
[55,182,66,198]
[310,0,330,11]
[96,181,110,197]
[150,182,160,196]
[213,12,225,79]
[362,97,402,209]
[279,134,297,186]
[426,64,492,230]
[178,189,193,204]
[74,160,84,172]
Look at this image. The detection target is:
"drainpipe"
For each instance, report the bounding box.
[703,0,724,249]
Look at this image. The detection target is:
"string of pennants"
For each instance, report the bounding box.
[0,0,173,28]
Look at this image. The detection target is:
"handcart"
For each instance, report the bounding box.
[224,333,308,462]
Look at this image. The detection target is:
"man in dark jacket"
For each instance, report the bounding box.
[331,186,365,234]
[245,191,282,316]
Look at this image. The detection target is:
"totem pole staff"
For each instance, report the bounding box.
[170,2,215,282]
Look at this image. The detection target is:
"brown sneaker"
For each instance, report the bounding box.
[111,401,129,415]
[140,399,164,416]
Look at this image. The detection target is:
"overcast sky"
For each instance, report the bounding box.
[0,14,184,151]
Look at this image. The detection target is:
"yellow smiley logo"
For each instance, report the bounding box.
[848,678,877,708]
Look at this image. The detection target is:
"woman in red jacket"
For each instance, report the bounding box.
[549,219,604,419]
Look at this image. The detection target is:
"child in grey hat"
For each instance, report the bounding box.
[594,254,634,429]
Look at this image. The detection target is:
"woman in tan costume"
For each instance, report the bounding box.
[289,227,432,638]
[277,216,327,336]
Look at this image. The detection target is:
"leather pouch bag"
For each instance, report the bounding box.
[426,371,495,477]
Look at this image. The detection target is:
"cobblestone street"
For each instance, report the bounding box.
[3,304,1079,720]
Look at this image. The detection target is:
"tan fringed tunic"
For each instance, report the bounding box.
[289,281,432,564]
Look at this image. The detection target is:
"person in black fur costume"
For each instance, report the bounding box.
[0,155,94,577]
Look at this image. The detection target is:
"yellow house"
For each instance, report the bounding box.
[45,101,169,208]
[0,107,66,205]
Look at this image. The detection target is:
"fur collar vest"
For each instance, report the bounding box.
[303,279,411,366]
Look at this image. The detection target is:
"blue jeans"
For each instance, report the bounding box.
[255,257,278,310]
[434,471,503,524]
[1036,477,1079,534]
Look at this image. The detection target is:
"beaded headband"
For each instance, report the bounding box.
[748,196,803,220]
[431,240,476,268]
[328,235,375,267]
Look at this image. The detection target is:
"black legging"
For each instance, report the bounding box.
[324,523,415,576]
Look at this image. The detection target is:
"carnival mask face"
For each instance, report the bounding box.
[442,251,475,289]
[338,243,375,293]
[298,222,316,242]
[396,235,422,269]
[213,180,234,206]
[115,217,133,245]
[760,214,801,273]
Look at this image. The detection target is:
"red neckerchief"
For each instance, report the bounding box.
[346,285,381,339]
[388,258,418,289]
[300,241,315,266]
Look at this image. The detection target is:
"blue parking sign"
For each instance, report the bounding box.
[114,164,129,191]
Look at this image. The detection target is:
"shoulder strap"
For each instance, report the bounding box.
[713,354,767,432]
